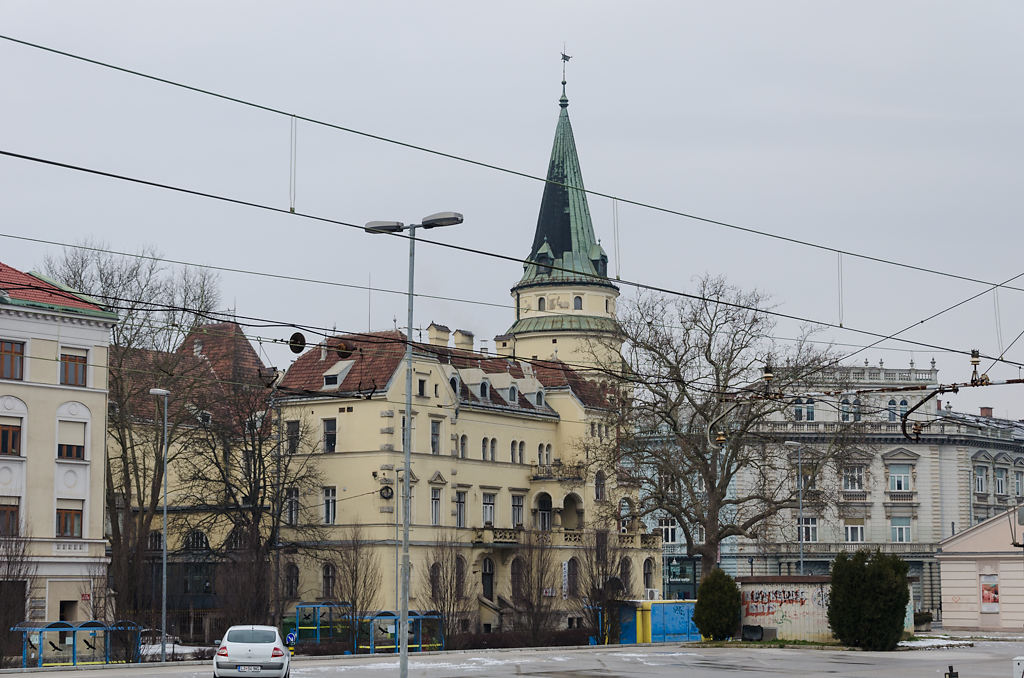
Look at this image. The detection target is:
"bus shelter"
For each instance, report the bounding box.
[292,601,351,644]
[362,610,443,654]
[10,620,142,668]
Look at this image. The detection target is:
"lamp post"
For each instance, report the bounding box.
[148,388,171,662]
[365,211,464,678]
[783,441,804,575]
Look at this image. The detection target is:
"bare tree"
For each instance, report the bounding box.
[329,525,382,654]
[510,530,559,645]
[592,275,855,581]
[419,531,475,645]
[42,242,222,619]
[0,535,35,667]
[566,527,632,644]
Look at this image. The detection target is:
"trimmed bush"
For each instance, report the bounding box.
[693,567,740,641]
[828,550,909,651]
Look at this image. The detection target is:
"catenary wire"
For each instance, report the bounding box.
[2,33,1023,297]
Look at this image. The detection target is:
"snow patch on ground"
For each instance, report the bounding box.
[899,638,974,649]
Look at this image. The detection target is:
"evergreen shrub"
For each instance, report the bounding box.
[828,550,909,651]
[693,567,740,641]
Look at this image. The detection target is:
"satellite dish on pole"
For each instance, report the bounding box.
[289,332,306,354]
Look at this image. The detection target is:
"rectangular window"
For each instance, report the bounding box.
[57,420,86,459]
[511,495,524,527]
[455,491,466,528]
[658,517,677,543]
[844,520,864,543]
[996,468,1007,495]
[418,379,426,397]
[323,373,338,387]
[889,464,911,491]
[59,353,87,386]
[286,420,299,454]
[1016,471,1023,497]
[0,423,21,456]
[430,420,441,455]
[482,493,495,525]
[0,504,18,536]
[285,487,299,526]
[842,466,864,491]
[0,342,24,381]
[891,517,911,543]
[798,517,818,542]
[431,488,441,526]
[975,466,987,493]
[323,487,337,524]
[56,509,83,538]
[323,419,336,454]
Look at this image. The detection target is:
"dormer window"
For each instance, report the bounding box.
[508,385,518,403]
[535,391,544,407]
[197,411,212,426]
[449,376,458,393]
[480,381,490,398]
[324,374,339,387]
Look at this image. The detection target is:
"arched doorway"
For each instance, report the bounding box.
[482,557,494,600]
[563,493,583,530]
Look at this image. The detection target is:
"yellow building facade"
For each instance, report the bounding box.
[0,262,116,622]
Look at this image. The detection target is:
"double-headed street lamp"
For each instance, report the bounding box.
[148,388,171,662]
[364,211,464,678]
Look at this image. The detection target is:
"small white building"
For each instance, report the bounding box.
[936,506,1024,630]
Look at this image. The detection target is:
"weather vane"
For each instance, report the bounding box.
[561,44,572,81]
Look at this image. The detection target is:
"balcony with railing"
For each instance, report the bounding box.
[531,462,584,482]
[763,541,937,557]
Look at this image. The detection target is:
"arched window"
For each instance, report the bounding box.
[518,441,525,464]
[888,399,897,422]
[899,399,909,418]
[605,298,609,313]
[805,398,815,422]
[573,296,583,310]
[185,530,209,550]
[620,558,633,594]
[480,381,489,398]
[537,298,546,312]
[322,563,336,598]
[509,385,518,403]
[148,530,163,551]
[536,391,544,407]
[459,434,467,458]
[545,444,552,465]
[794,398,803,421]
[455,556,467,599]
[490,438,497,461]
[511,557,525,601]
[840,398,850,422]
[643,558,655,590]
[482,437,489,460]
[225,527,245,551]
[619,499,631,533]
[449,377,458,394]
[567,558,579,597]
[537,494,552,531]
[430,562,442,600]
[285,563,299,598]
[482,557,494,600]
[511,440,518,462]
[595,471,606,501]
[537,443,545,466]
[853,399,862,422]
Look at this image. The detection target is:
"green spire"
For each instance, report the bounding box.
[514,81,614,291]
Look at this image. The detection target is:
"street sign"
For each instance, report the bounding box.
[285,631,296,645]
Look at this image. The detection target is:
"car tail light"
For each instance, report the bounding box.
[272,646,285,658]
[217,645,228,657]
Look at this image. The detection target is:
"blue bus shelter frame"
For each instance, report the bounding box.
[10,619,142,668]
[290,604,443,654]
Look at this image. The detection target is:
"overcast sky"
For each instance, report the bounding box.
[2,2,1023,417]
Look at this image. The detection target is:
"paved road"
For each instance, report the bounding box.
[34,643,1024,677]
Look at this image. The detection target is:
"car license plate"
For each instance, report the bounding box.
[237,667,261,673]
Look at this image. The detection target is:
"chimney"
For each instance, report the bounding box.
[936,399,941,412]
[980,406,993,418]
[452,329,474,352]
[427,322,450,347]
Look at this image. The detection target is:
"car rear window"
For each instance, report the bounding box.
[226,629,277,643]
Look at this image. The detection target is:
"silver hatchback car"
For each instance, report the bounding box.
[214,625,290,677]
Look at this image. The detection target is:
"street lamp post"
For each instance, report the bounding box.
[365,211,464,678]
[149,388,171,662]
[784,441,804,575]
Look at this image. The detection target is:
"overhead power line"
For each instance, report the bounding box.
[2,33,1024,297]
[1,147,1019,372]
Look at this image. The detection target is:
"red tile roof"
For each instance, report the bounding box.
[0,262,110,314]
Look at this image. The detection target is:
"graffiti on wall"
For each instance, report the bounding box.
[742,585,829,621]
